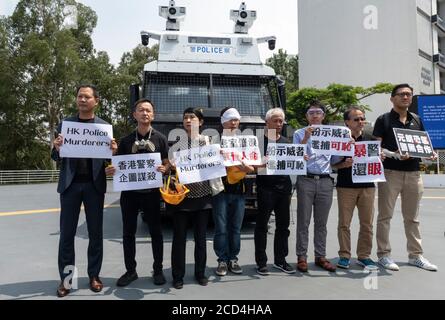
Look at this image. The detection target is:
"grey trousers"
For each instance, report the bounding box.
[296,176,334,258]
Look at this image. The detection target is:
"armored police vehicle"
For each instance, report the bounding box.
[131,1,286,213]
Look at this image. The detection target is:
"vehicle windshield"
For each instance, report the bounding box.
[144,73,274,115]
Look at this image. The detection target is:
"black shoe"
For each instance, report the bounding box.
[273,261,296,274]
[256,265,270,276]
[116,271,138,287]
[57,282,70,297]
[196,276,208,286]
[153,271,166,285]
[173,279,183,289]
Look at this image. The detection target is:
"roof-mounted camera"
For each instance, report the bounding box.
[159,0,186,31]
[230,2,256,34]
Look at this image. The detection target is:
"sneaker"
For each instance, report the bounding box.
[273,261,296,274]
[116,270,138,287]
[408,255,438,271]
[336,257,350,269]
[215,261,228,276]
[378,256,399,271]
[228,260,243,274]
[256,266,270,276]
[356,258,379,271]
[153,271,166,285]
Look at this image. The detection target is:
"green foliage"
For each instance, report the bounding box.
[266,49,298,92]
[113,44,159,139]
[0,0,98,169]
[286,83,394,128]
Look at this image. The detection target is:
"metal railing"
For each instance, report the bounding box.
[0,170,59,184]
[0,170,114,184]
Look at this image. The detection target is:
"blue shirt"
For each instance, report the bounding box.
[293,127,338,175]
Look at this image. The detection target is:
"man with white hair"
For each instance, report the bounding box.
[213,107,254,277]
[254,108,295,276]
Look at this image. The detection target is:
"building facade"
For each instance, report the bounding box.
[298,0,444,123]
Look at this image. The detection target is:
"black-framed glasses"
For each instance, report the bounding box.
[352,117,366,122]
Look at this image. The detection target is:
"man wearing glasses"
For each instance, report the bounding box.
[293,101,339,273]
[373,83,438,271]
[332,106,379,271]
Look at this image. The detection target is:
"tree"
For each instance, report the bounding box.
[0,0,99,169]
[112,44,159,139]
[266,49,299,92]
[286,83,394,128]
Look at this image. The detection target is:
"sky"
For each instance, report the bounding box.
[1,0,298,66]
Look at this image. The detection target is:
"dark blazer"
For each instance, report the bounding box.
[51,115,110,194]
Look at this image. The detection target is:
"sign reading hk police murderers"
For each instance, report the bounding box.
[352,141,386,183]
[112,153,163,192]
[393,128,434,158]
[173,144,226,184]
[262,143,307,175]
[310,125,353,157]
[220,135,262,166]
[59,122,113,159]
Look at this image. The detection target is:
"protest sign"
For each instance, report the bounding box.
[310,125,353,157]
[59,121,113,159]
[393,128,434,158]
[261,143,307,175]
[351,141,386,183]
[173,144,226,184]
[220,135,262,166]
[112,153,163,192]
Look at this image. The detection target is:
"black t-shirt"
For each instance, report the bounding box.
[255,135,293,195]
[73,117,94,183]
[373,109,424,171]
[336,134,375,189]
[117,128,169,193]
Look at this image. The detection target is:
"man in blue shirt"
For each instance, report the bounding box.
[293,101,338,272]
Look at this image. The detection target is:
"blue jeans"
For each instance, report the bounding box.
[212,192,245,262]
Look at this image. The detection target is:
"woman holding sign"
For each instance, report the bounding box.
[168,107,213,289]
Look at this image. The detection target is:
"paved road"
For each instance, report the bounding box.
[0,183,444,300]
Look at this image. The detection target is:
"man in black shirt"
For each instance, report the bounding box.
[254,108,295,276]
[106,98,170,286]
[332,106,378,271]
[373,84,437,271]
[52,85,117,297]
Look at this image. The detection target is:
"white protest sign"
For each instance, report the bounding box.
[262,143,307,175]
[220,135,262,166]
[173,144,226,184]
[352,141,386,183]
[112,153,163,192]
[310,125,353,157]
[60,121,113,159]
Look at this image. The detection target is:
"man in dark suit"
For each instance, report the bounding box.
[52,84,117,297]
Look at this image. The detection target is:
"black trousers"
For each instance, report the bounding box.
[254,187,291,267]
[120,190,163,273]
[171,210,209,282]
[58,182,104,280]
